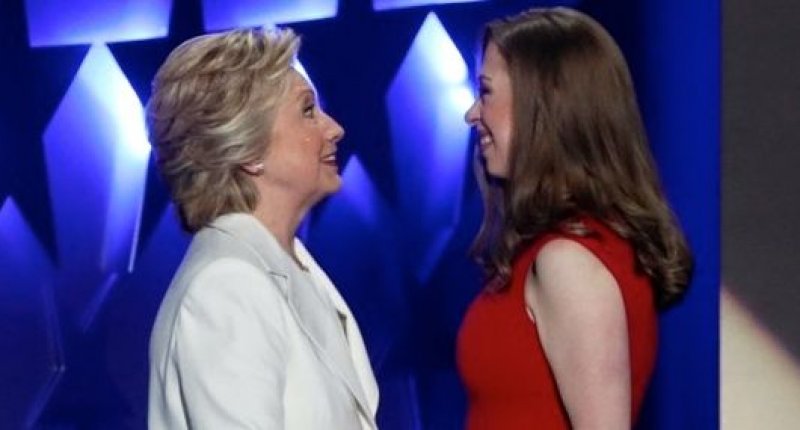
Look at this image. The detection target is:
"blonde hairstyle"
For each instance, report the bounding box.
[472,7,693,307]
[146,27,300,232]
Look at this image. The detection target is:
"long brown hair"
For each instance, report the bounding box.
[471,7,692,308]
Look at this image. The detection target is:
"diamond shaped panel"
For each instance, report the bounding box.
[103,205,190,427]
[373,0,484,12]
[25,0,173,47]
[43,44,150,328]
[386,12,473,283]
[0,198,62,428]
[308,157,402,367]
[203,0,338,30]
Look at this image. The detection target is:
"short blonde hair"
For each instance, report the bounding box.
[146,27,300,232]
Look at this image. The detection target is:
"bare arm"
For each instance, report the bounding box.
[526,239,631,429]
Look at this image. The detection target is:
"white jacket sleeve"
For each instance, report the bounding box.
[172,258,288,429]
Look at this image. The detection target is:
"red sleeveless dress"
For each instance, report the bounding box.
[457,217,657,429]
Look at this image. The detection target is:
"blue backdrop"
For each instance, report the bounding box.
[0,0,718,428]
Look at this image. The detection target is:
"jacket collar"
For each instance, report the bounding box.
[208,212,291,277]
[208,213,377,428]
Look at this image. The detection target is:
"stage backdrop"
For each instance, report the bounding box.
[0,0,718,428]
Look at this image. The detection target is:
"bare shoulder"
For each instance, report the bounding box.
[532,238,619,301]
[528,242,631,428]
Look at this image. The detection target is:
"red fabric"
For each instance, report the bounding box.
[457,217,658,429]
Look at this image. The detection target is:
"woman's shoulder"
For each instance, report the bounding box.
[531,237,622,312]
[533,215,630,256]
[163,232,290,324]
[150,250,290,363]
[534,237,612,283]
[513,215,632,276]
[526,226,626,324]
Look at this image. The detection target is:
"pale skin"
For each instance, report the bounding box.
[244,69,344,267]
[465,42,632,429]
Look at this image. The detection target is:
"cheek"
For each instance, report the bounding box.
[498,141,512,167]
[267,141,321,182]
[485,103,512,139]
[493,125,513,170]
[498,104,513,140]
[292,136,321,163]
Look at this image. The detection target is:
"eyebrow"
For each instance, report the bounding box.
[479,74,492,83]
[296,88,315,101]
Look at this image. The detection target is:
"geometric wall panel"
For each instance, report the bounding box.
[43,44,150,328]
[386,12,473,283]
[305,152,468,427]
[307,158,419,428]
[25,0,172,47]
[202,0,338,31]
[375,374,425,429]
[308,156,400,367]
[0,198,62,429]
[123,205,190,306]
[321,156,385,228]
[373,0,484,12]
[104,205,190,428]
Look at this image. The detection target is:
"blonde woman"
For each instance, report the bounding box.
[146,28,378,429]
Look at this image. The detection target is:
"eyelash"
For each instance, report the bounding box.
[478,85,490,98]
[303,103,315,118]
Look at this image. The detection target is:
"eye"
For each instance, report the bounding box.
[478,84,491,99]
[303,102,316,118]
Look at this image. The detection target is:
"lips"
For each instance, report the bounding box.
[321,152,337,167]
[477,128,494,151]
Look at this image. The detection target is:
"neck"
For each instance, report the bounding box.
[250,185,314,257]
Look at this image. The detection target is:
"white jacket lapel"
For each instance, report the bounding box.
[209,213,377,428]
[295,242,380,424]
[282,266,376,428]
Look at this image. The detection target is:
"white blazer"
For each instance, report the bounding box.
[148,213,379,429]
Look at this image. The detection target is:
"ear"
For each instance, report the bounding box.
[241,162,264,176]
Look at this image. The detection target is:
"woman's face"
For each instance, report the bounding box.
[465,42,513,178]
[261,69,344,205]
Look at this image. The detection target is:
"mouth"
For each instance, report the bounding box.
[321,152,338,168]
[477,128,494,151]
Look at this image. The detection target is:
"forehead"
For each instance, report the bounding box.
[481,42,508,76]
[287,68,314,95]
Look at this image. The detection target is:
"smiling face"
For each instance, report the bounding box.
[260,69,344,205]
[465,42,514,178]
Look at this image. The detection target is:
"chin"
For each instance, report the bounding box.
[322,177,343,195]
[485,164,508,179]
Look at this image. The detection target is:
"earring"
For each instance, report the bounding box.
[242,162,265,175]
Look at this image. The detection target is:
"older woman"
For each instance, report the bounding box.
[146,28,378,429]
[457,7,693,429]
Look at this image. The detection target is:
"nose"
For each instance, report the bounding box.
[323,110,345,144]
[464,98,480,125]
